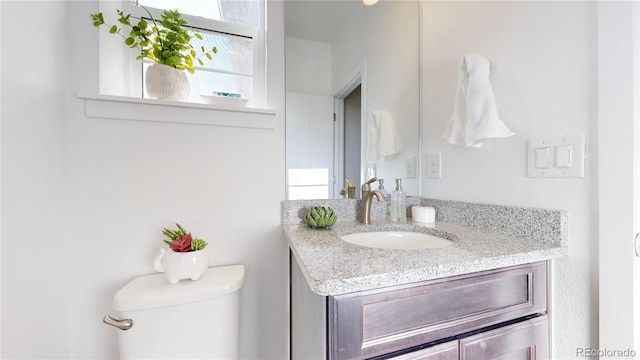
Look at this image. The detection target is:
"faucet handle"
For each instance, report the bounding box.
[362,177,378,190]
[361,177,378,198]
[364,177,378,186]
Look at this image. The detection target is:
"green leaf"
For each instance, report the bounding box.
[212,47,218,54]
[153,48,163,61]
[191,239,207,251]
[91,7,217,73]
[166,55,181,66]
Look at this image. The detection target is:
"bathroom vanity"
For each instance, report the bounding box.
[292,257,548,359]
[282,198,568,360]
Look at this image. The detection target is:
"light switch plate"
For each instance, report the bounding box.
[426,153,442,178]
[527,134,585,178]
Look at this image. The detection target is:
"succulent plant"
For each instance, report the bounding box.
[303,206,337,229]
[190,238,207,251]
[163,223,208,252]
[169,234,192,252]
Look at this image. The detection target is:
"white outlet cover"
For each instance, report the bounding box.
[426,153,442,178]
[527,134,585,178]
[367,165,376,179]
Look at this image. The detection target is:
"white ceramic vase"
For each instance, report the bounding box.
[145,64,190,101]
[153,247,208,285]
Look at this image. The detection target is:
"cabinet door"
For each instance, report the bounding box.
[459,316,549,360]
[388,341,459,360]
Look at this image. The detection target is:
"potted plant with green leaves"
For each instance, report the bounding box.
[153,223,209,284]
[91,6,217,101]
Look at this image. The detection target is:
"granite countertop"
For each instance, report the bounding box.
[282,198,569,296]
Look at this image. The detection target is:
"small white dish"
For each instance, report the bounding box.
[200,94,248,107]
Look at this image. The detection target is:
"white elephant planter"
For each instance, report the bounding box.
[153,247,208,285]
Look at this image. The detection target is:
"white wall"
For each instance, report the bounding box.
[2,0,288,359]
[421,2,597,357]
[1,1,71,357]
[285,37,332,96]
[0,0,4,355]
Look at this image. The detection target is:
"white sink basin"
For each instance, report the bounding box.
[340,231,454,250]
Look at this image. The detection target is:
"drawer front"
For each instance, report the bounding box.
[329,262,547,360]
[460,315,549,360]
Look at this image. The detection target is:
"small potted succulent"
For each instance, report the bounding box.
[91,6,217,101]
[303,206,337,229]
[153,223,209,284]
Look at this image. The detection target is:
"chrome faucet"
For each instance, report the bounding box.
[361,189,386,225]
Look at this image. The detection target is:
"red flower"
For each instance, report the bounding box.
[169,234,192,252]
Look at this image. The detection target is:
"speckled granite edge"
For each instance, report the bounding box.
[281,197,568,246]
[306,248,565,296]
[283,219,568,296]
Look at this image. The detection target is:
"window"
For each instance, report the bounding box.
[100,0,265,107]
[288,169,330,200]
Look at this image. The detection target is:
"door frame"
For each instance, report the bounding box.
[333,58,368,198]
[598,1,640,354]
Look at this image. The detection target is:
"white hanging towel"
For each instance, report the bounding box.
[366,110,399,161]
[442,54,515,148]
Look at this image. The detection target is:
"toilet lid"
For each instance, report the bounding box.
[113,264,245,312]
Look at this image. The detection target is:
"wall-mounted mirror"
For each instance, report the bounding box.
[284,0,420,200]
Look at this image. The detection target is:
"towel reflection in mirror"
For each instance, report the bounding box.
[367,110,400,162]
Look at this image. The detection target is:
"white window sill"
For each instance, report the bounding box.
[77,94,276,130]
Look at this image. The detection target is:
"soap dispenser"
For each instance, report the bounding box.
[377,179,389,197]
[390,179,406,222]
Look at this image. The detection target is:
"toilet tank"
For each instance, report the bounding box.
[111,264,245,359]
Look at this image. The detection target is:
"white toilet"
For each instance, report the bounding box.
[104,264,245,359]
